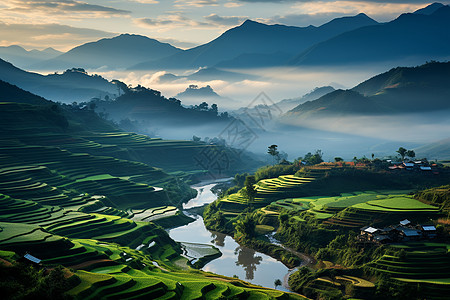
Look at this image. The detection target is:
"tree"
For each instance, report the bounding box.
[334,157,343,162]
[397,147,407,160]
[304,150,323,165]
[274,279,282,289]
[198,101,209,111]
[242,175,257,204]
[192,135,201,142]
[210,103,218,115]
[268,145,280,164]
[406,150,416,159]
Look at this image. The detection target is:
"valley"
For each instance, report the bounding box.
[0,2,449,299]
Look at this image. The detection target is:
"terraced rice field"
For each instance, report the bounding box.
[0,220,304,299]
[217,174,319,215]
[329,196,440,227]
[369,243,450,299]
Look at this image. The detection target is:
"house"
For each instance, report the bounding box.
[403,162,414,170]
[399,219,411,226]
[420,225,437,238]
[397,227,421,241]
[19,253,42,266]
[373,234,392,244]
[360,226,379,242]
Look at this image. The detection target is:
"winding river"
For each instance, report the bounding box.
[168,180,294,292]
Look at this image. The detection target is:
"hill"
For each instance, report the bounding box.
[0,45,61,68]
[0,80,52,106]
[414,138,450,160]
[174,84,236,108]
[33,34,182,70]
[288,61,450,117]
[131,14,378,70]
[275,86,336,112]
[290,5,450,66]
[0,59,117,103]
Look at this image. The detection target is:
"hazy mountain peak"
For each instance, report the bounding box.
[241,19,262,26]
[319,12,378,30]
[414,2,445,15]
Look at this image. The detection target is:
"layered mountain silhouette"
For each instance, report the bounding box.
[287,61,450,117]
[131,14,378,70]
[290,5,450,66]
[275,86,336,112]
[33,34,182,70]
[0,58,116,103]
[175,84,236,108]
[0,45,61,69]
[415,137,450,160]
[0,80,52,106]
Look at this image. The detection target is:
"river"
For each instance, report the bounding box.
[167,180,294,292]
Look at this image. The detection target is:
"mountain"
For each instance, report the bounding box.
[414,2,445,15]
[0,80,51,106]
[33,34,182,70]
[0,45,62,68]
[275,86,336,112]
[92,85,231,128]
[187,67,258,82]
[174,84,236,108]
[288,61,450,117]
[0,58,117,103]
[131,14,378,70]
[176,85,222,100]
[155,67,258,83]
[414,138,450,160]
[290,5,450,66]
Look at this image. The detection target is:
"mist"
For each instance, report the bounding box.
[93,65,389,110]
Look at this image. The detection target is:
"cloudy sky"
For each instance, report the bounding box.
[0,0,445,51]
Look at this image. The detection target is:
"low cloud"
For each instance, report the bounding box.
[135,12,210,31]
[174,0,220,7]
[4,0,130,17]
[204,14,248,25]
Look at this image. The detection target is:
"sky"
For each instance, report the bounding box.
[0,0,447,52]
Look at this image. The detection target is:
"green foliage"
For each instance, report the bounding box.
[415,184,450,213]
[234,214,256,240]
[241,175,257,203]
[0,263,75,300]
[254,164,299,182]
[303,150,324,165]
[267,145,280,164]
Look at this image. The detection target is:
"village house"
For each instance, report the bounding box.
[359,219,438,244]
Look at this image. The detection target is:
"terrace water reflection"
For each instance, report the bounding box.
[168,182,291,291]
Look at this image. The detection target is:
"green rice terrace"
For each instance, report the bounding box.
[0,99,301,299]
[203,163,450,299]
[1,89,450,299]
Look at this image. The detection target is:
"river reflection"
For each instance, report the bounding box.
[235,246,262,280]
[168,214,290,291]
[168,181,291,291]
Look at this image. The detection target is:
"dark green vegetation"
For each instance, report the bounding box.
[204,160,450,299]
[91,83,232,129]
[0,83,301,299]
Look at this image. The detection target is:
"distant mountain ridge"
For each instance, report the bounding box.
[0,58,117,103]
[33,34,182,70]
[287,61,450,117]
[290,4,450,66]
[0,45,62,68]
[131,13,378,70]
